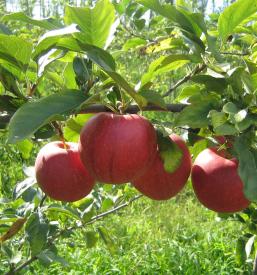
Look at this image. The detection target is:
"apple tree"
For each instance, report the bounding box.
[0,0,257,273]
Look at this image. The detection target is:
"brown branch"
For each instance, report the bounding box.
[80,103,186,114]
[7,194,143,274]
[2,103,187,127]
[163,63,207,98]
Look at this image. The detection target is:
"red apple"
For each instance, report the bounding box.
[191,148,250,213]
[132,134,192,200]
[35,141,95,202]
[78,112,157,184]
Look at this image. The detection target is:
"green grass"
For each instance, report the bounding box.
[30,188,252,275]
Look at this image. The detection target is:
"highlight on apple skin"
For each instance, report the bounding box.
[191,148,250,213]
[79,112,158,184]
[35,141,95,202]
[132,134,192,200]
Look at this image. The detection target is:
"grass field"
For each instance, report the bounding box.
[29,186,252,275]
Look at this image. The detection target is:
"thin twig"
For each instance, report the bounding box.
[163,64,207,98]
[88,194,143,224]
[120,20,155,42]
[39,195,47,208]
[220,51,249,56]
[5,256,37,275]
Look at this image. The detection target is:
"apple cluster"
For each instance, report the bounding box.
[35,112,250,214]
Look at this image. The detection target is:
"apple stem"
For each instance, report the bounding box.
[51,121,67,149]
[117,101,125,114]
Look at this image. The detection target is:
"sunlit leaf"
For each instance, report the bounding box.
[0,34,32,70]
[8,90,87,143]
[2,12,63,30]
[218,0,257,41]
[64,0,115,48]
[234,136,257,202]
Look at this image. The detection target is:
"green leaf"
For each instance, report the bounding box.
[2,12,63,30]
[209,110,227,128]
[236,117,253,132]
[235,109,247,123]
[45,205,80,220]
[82,204,95,222]
[176,85,201,102]
[8,90,87,143]
[190,139,208,161]
[218,0,257,41]
[122,38,147,51]
[137,0,205,54]
[137,0,196,35]
[0,34,32,70]
[38,249,68,267]
[13,177,36,199]
[0,66,25,98]
[73,57,92,86]
[245,235,255,258]
[25,214,48,256]
[97,226,117,254]
[191,75,227,92]
[85,231,98,248]
[33,35,145,106]
[175,100,217,128]
[228,67,254,94]
[223,102,239,114]
[236,237,247,265]
[72,197,94,210]
[113,0,130,14]
[234,136,257,202]
[214,123,238,135]
[0,23,12,35]
[34,124,56,140]
[101,198,114,212]
[0,95,23,112]
[82,43,116,71]
[62,62,77,89]
[157,131,183,173]
[108,71,147,107]
[208,110,237,135]
[32,31,80,62]
[17,139,33,159]
[64,0,115,48]
[139,90,166,109]
[145,38,186,54]
[141,54,191,87]
[63,114,94,142]
[34,34,116,72]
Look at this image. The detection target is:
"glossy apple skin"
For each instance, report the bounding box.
[35,141,95,202]
[132,134,192,200]
[192,148,250,213]
[79,113,157,184]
